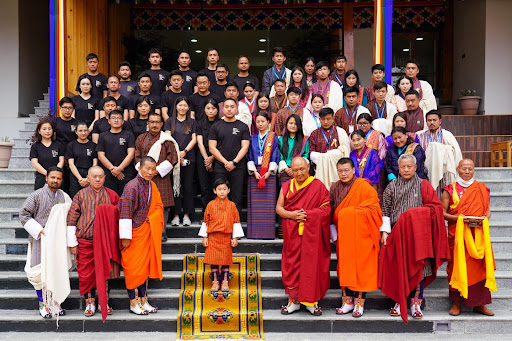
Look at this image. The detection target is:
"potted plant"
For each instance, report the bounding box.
[0,137,14,168]
[438,101,456,116]
[458,89,481,115]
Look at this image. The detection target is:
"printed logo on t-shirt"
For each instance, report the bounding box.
[88,103,94,110]
[70,125,76,132]
[119,138,126,146]
[232,128,240,135]
[96,80,102,87]
[86,149,93,156]
[127,86,134,92]
[159,74,165,81]
[149,100,154,105]
[51,150,59,158]
[186,75,192,82]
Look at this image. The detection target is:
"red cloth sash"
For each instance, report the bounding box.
[378,180,450,324]
[281,178,331,303]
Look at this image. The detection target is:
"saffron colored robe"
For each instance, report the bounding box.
[333,178,382,292]
[444,181,495,307]
[281,177,331,305]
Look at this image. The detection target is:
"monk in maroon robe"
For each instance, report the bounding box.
[276,157,331,316]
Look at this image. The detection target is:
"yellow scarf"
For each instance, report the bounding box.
[287,176,314,236]
[449,215,497,298]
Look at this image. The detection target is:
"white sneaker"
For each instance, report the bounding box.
[171,217,180,226]
[183,216,191,226]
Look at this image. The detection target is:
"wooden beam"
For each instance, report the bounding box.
[343,2,354,70]
[440,0,454,104]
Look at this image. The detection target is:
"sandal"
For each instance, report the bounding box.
[141,296,158,313]
[130,297,148,315]
[352,297,365,318]
[410,298,423,319]
[221,280,229,292]
[281,300,300,315]
[336,295,354,315]
[390,303,401,316]
[84,297,96,317]
[39,302,51,319]
[306,304,322,316]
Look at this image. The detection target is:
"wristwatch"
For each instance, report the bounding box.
[232,160,238,167]
[184,148,188,154]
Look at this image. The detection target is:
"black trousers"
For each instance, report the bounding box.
[69,167,89,199]
[213,161,246,214]
[173,162,195,215]
[34,172,46,190]
[197,155,216,211]
[104,169,134,197]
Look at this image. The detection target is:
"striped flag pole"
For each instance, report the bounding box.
[373,0,393,84]
[49,0,65,117]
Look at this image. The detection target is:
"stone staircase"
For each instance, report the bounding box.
[0,167,510,334]
[1,93,512,335]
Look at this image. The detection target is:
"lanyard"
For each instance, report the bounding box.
[275,96,286,111]
[344,106,359,125]
[311,111,321,128]
[258,131,269,155]
[427,130,442,143]
[334,72,343,85]
[272,66,285,81]
[365,129,373,139]
[375,102,386,119]
[321,127,335,146]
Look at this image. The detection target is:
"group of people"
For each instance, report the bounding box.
[22,46,496,322]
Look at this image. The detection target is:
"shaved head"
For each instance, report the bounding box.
[88,166,105,176]
[291,157,308,168]
[87,166,106,191]
[458,158,475,168]
[291,157,310,184]
[457,158,475,181]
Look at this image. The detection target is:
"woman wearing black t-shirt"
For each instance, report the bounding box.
[164,96,197,226]
[197,98,220,210]
[29,118,65,189]
[128,96,151,139]
[66,121,98,198]
[72,75,99,129]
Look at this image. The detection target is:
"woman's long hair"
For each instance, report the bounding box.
[343,69,361,90]
[282,114,305,158]
[304,57,317,83]
[135,95,151,120]
[255,92,271,115]
[390,126,413,145]
[32,117,55,144]
[169,96,192,135]
[288,66,309,101]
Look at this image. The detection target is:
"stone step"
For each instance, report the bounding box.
[475,168,512,180]
[0,180,34,194]
[490,207,512,222]
[0,309,512,334]
[8,156,32,169]
[2,287,511,312]
[483,179,512,193]
[0,269,511,291]
[13,138,31,147]
[43,93,49,101]
[29,114,42,123]
[18,130,35,139]
[39,99,49,108]
[0,169,35,181]
[24,121,38,131]
[10,146,31,157]
[0,193,33,209]
[34,107,50,117]
[488,192,512,207]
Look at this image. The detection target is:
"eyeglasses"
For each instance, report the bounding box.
[60,106,74,111]
[110,117,123,121]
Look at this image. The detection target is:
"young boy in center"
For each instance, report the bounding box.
[198,179,245,292]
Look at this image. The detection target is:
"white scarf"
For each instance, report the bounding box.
[147,131,181,196]
[456,175,474,188]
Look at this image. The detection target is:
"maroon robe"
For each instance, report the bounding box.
[281,178,331,304]
[378,180,450,323]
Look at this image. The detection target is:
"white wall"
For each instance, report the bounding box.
[0,1,20,131]
[484,0,512,115]
[353,28,374,87]
[453,0,486,112]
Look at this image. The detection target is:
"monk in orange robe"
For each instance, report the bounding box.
[119,156,164,315]
[442,158,496,316]
[276,157,331,316]
[329,157,382,317]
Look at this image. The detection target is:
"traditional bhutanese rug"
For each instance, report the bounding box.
[177,254,264,340]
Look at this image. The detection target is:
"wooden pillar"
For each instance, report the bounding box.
[343,2,354,70]
[107,3,131,75]
[64,0,108,95]
[440,0,454,104]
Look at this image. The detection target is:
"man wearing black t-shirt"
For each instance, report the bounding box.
[75,53,107,101]
[232,56,260,100]
[177,50,197,97]
[54,97,78,147]
[189,72,222,122]
[143,48,170,97]
[209,98,250,213]
[128,73,161,119]
[118,61,138,101]
[210,64,229,101]
[102,75,130,120]
[160,70,184,121]
[199,48,220,84]
[92,96,119,143]
[96,110,136,196]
